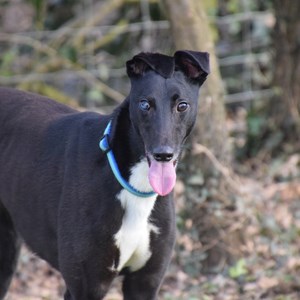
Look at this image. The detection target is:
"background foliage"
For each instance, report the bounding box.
[1,0,300,299]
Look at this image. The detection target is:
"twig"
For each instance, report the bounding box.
[0,33,58,60]
[81,20,129,54]
[48,1,121,47]
[14,21,170,38]
[193,143,241,192]
[72,0,125,48]
[0,33,125,103]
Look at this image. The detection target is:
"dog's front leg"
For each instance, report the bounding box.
[122,270,165,300]
[122,199,176,300]
[58,232,119,300]
[63,281,113,300]
[62,265,117,300]
[122,248,174,300]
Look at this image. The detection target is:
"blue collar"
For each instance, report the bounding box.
[99,120,157,198]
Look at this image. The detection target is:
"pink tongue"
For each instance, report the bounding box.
[148,161,176,196]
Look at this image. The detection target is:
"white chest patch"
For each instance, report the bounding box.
[113,159,159,272]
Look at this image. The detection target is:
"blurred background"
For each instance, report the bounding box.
[1,0,300,299]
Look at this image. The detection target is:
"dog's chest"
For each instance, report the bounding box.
[113,160,158,272]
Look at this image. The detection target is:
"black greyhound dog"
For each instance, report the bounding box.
[0,50,209,300]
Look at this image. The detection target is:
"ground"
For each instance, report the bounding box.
[5,159,300,299]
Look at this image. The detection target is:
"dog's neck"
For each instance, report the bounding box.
[109,99,145,182]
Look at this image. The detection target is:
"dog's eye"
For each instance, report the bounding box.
[139,99,151,111]
[177,101,189,112]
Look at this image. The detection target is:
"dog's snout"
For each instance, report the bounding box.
[153,147,174,162]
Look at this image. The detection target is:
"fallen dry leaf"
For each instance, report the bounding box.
[257,276,279,290]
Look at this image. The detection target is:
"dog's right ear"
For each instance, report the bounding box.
[174,50,210,86]
[126,53,174,79]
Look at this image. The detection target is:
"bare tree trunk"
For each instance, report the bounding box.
[162,0,229,164]
[161,0,241,273]
[271,0,300,132]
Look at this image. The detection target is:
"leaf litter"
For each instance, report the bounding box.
[5,156,300,300]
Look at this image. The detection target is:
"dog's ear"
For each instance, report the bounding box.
[174,50,210,85]
[126,53,174,79]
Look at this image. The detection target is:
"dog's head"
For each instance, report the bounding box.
[126,50,210,196]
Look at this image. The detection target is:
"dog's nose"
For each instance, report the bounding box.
[153,147,174,162]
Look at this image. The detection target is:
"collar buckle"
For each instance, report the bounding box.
[99,134,111,154]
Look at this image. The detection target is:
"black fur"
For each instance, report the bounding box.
[0,51,209,300]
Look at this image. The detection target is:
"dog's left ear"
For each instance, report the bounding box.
[126,53,174,79]
[174,50,210,85]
